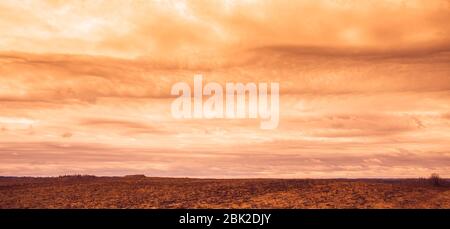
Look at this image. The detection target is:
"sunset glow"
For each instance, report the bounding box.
[0,0,449,178]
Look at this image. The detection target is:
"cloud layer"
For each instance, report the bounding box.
[0,0,449,177]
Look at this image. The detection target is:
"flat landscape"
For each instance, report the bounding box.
[0,176,449,209]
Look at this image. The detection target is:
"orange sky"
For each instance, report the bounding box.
[0,0,449,178]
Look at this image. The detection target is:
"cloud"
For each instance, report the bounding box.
[0,1,449,177]
[0,142,448,178]
[0,0,449,59]
[79,118,167,135]
[1,50,449,105]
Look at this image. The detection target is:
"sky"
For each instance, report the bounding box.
[0,0,449,178]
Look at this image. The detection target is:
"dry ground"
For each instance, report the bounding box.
[0,176,449,208]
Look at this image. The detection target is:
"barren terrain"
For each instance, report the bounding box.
[0,176,449,208]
